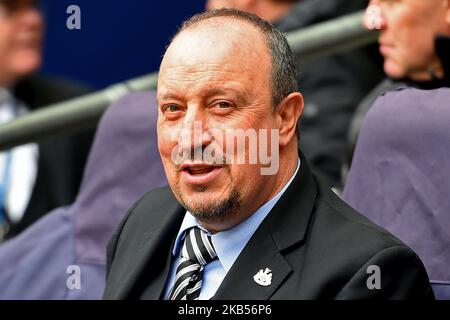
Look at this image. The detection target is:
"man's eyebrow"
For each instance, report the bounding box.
[158,85,248,102]
[157,88,184,102]
[157,92,177,100]
[202,86,248,100]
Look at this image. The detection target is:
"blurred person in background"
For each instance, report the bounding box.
[207,0,384,188]
[0,0,93,241]
[342,0,450,299]
[344,0,450,179]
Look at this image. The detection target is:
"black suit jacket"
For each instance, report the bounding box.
[5,76,94,237]
[103,154,434,299]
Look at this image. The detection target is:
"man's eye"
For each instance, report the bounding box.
[217,101,231,109]
[164,105,181,112]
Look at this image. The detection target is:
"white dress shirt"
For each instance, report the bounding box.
[0,88,38,223]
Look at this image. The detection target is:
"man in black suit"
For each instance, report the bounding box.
[7,76,93,237]
[0,0,93,240]
[103,9,433,300]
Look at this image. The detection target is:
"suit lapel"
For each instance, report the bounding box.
[213,151,318,299]
[212,221,292,299]
[111,199,185,299]
[137,229,178,300]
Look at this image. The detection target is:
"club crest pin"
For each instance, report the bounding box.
[253,268,272,286]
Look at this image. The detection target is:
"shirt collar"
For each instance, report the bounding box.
[172,158,301,272]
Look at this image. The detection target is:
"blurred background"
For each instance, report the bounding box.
[40,0,205,88]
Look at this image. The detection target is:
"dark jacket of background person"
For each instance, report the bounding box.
[342,87,450,300]
[273,0,384,188]
[0,91,167,299]
[344,36,450,180]
[3,75,95,238]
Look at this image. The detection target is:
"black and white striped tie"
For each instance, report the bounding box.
[168,227,217,300]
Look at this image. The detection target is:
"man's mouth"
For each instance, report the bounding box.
[180,163,225,185]
[185,166,215,175]
[378,39,394,56]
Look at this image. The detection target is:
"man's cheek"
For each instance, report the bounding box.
[158,129,177,151]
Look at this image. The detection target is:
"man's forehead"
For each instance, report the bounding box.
[176,16,262,41]
[160,63,247,79]
[161,18,268,75]
[164,18,267,61]
[157,62,255,96]
[157,75,251,101]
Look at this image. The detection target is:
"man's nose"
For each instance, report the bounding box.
[178,107,212,151]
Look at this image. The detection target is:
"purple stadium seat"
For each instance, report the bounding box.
[343,87,450,299]
[0,91,167,299]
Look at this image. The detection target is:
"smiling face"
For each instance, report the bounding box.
[367,0,450,81]
[0,0,43,85]
[157,18,300,232]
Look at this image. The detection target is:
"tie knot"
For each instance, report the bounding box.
[182,227,217,266]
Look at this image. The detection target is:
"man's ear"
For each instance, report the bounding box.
[275,92,304,147]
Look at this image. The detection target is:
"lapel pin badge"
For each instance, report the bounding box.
[253,268,272,286]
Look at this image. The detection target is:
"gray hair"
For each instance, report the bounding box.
[172,8,298,109]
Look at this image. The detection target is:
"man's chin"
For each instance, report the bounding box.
[178,188,241,222]
[384,61,407,80]
[10,56,42,79]
[181,191,226,212]
[179,181,227,198]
